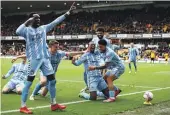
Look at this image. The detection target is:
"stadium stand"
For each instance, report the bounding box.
[1,6,170,36]
[1,2,170,61]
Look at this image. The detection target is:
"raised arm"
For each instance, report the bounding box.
[66,51,85,57]
[72,54,86,66]
[16,17,35,37]
[11,54,26,63]
[44,2,76,33]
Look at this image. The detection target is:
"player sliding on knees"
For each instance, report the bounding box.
[80,27,114,95]
[89,39,125,102]
[16,2,76,114]
[2,57,28,95]
[72,42,109,101]
[29,40,84,100]
[12,40,84,100]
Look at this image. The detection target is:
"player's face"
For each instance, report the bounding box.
[96,31,104,39]
[89,44,95,53]
[51,44,59,53]
[98,44,106,53]
[130,43,134,48]
[32,14,40,27]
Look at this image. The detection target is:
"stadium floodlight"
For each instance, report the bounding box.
[64,2,67,5]
[17,7,20,9]
[77,3,80,6]
[30,5,32,7]
[47,5,50,7]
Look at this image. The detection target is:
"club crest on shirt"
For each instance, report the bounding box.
[106,56,110,59]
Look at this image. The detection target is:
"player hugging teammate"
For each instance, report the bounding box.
[73,27,125,102]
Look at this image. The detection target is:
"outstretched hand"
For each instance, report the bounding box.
[2,75,6,79]
[72,56,76,64]
[70,2,76,11]
[11,58,17,63]
[25,17,35,26]
[68,2,76,14]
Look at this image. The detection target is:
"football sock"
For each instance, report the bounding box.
[32,83,42,96]
[21,81,32,107]
[48,80,56,105]
[109,90,115,98]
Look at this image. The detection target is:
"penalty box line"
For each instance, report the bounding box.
[1,86,170,114]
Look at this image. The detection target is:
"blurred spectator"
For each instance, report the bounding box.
[1,6,170,35]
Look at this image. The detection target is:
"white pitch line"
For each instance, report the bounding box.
[1,86,170,114]
[118,87,170,97]
[116,84,161,89]
[57,80,161,89]
[1,100,90,114]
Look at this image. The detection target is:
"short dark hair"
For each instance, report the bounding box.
[49,40,59,47]
[96,27,105,33]
[98,39,107,46]
[28,12,37,18]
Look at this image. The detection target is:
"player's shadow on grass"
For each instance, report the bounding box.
[1,91,20,95]
[51,109,67,113]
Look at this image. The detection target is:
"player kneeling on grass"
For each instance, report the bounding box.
[12,40,84,100]
[72,42,109,100]
[2,58,27,95]
[89,39,125,102]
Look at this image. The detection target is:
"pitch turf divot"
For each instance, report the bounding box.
[1,87,170,114]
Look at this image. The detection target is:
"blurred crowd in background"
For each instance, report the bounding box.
[1,6,170,36]
[1,40,169,61]
[1,6,170,60]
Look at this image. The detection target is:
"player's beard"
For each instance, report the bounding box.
[97,35,103,39]
[90,50,95,53]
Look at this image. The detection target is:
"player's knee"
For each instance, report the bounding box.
[40,80,47,86]
[47,74,55,81]
[90,92,97,100]
[90,96,97,100]
[27,76,35,82]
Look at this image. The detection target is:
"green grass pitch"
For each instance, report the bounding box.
[1,58,170,115]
